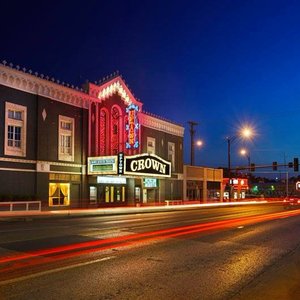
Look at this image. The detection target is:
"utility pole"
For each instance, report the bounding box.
[188,121,198,166]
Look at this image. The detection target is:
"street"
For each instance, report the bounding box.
[1,203,300,299]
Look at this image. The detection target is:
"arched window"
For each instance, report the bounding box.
[111,105,123,154]
[99,108,108,155]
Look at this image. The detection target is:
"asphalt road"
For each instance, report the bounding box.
[1,203,300,299]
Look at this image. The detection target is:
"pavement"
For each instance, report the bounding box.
[233,242,300,300]
[0,200,270,222]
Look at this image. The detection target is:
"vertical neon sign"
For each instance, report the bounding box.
[126,104,139,149]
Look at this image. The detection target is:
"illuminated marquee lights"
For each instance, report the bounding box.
[124,153,171,178]
[126,104,140,149]
[98,81,132,104]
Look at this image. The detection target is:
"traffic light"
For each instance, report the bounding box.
[250,163,255,172]
[294,158,299,172]
[272,161,277,171]
[288,162,293,168]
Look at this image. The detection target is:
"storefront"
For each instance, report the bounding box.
[186,180,203,201]
[87,153,171,206]
[222,178,249,200]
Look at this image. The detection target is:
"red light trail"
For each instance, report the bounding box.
[1,209,300,281]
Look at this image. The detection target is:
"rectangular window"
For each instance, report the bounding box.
[60,121,72,130]
[8,109,22,120]
[7,125,21,147]
[5,102,27,157]
[168,142,176,172]
[147,137,156,154]
[60,135,72,154]
[49,183,70,206]
[58,115,74,161]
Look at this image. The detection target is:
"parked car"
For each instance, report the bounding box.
[283,195,300,209]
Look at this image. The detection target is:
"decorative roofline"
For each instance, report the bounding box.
[0,61,184,137]
[88,76,142,108]
[140,112,184,137]
[142,110,183,127]
[0,62,94,109]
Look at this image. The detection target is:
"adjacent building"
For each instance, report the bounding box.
[183,165,223,202]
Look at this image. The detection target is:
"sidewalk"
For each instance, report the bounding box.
[0,200,270,221]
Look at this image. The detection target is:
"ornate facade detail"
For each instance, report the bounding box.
[99,81,131,104]
[91,76,142,108]
[0,64,92,109]
[99,108,108,155]
[140,112,184,137]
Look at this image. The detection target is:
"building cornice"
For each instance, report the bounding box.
[0,157,84,168]
[140,112,184,137]
[0,63,93,109]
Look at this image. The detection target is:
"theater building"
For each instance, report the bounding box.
[85,77,184,206]
[0,62,184,209]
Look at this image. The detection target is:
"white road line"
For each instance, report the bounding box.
[0,256,116,286]
[103,218,143,224]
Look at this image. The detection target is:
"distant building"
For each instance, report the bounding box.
[183,165,223,202]
[0,62,184,209]
[222,178,249,200]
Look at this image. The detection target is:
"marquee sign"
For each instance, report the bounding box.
[124,153,171,178]
[88,156,118,175]
[125,104,139,149]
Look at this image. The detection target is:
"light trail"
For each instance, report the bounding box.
[1,208,300,280]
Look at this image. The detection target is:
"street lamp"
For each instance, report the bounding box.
[196,140,203,147]
[227,126,254,182]
[240,148,251,169]
[195,140,203,165]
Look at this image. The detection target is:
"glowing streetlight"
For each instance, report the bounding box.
[240,148,247,156]
[226,125,254,198]
[240,148,251,168]
[240,126,253,139]
[196,140,203,147]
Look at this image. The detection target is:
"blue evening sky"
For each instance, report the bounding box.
[2,0,300,172]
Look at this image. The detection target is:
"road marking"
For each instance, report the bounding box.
[0,256,116,286]
[103,218,143,224]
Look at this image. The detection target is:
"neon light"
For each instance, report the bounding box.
[126,104,139,149]
[98,81,132,104]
